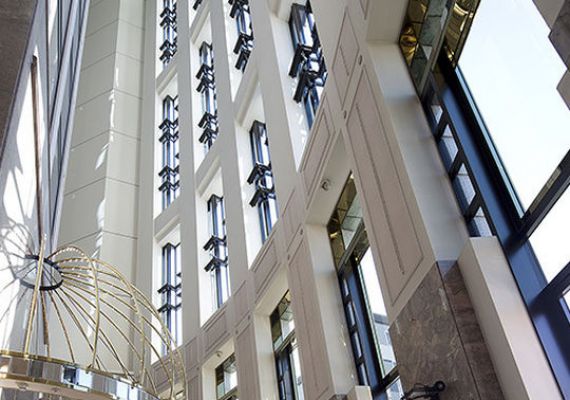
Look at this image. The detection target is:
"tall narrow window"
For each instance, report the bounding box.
[196,42,219,151]
[159,0,177,67]
[288,1,327,128]
[247,121,278,242]
[228,0,254,71]
[327,175,403,400]
[158,243,182,350]
[215,354,238,400]
[204,195,229,310]
[159,95,180,209]
[399,0,570,392]
[271,292,304,400]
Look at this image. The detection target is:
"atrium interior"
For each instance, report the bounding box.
[0,0,568,399]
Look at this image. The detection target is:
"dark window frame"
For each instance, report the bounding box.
[158,242,182,349]
[215,354,238,400]
[204,194,230,309]
[327,176,402,399]
[228,0,254,72]
[159,95,180,209]
[196,42,219,151]
[247,121,278,242]
[270,292,304,400]
[288,1,327,129]
[159,0,177,67]
[420,49,570,396]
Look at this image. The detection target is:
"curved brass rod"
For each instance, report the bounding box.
[63,275,138,313]
[60,286,136,383]
[40,291,50,358]
[52,287,105,371]
[85,258,151,387]
[46,290,76,363]
[63,280,158,393]
[63,282,145,365]
[62,260,146,380]
[128,285,179,399]
[53,254,184,399]
[64,277,171,393]
[55,246,101,368]
[60,270,133,299]
[23,237,45,354]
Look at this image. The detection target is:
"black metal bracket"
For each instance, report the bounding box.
[401,381,446,400]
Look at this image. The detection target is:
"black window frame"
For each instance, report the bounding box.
[158,95,180,210]
[327,175,402,400]
[196,41,219,151]
[204,194,230,309]
[247,121,278,242]
[215,354,238,400]
[287,1,327,129]
[270,292,304,400]
[158,242,182,350]
[159,0,177,67]
[228,0,254,72]
[418,48,570,396]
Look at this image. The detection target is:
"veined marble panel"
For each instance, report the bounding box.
[390,263,503,400]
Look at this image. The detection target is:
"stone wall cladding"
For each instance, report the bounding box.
[390,262,504,400]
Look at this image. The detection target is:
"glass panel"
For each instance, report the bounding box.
[290,339,305,400]
[458,0,570,210]
[271,292,295,349]
[216,355,238,399]
[530,189,570,282]
[358,249,397,374]
[386,378,405,400]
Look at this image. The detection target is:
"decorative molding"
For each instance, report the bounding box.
[345,67,424,305]
[252,238,279,301]
[185,337,199,370]
[332,11,359,105]
[281,187,303,251]
[288,238,333,400]
[203,307,229,354]
[233,280,250,324]
[300,96,334,207]
[235,322,261,400]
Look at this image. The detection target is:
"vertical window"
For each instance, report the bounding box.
[158,95,180,209]
[158,243,182,349]
[399,0,570,392]
[228,0,254,71]
[327,175,403,400]
[247,121,278,242]
[196,42,219,151]
[288,1,327,128]
[159,0,177,67]
[48,0,88,239]
[270,292,304,400]
[204,195,229,310]
[215,354,238,400]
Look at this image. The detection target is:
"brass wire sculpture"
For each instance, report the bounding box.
[0,226,187,400]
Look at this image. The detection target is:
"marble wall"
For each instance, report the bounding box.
[390,262,503,400]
